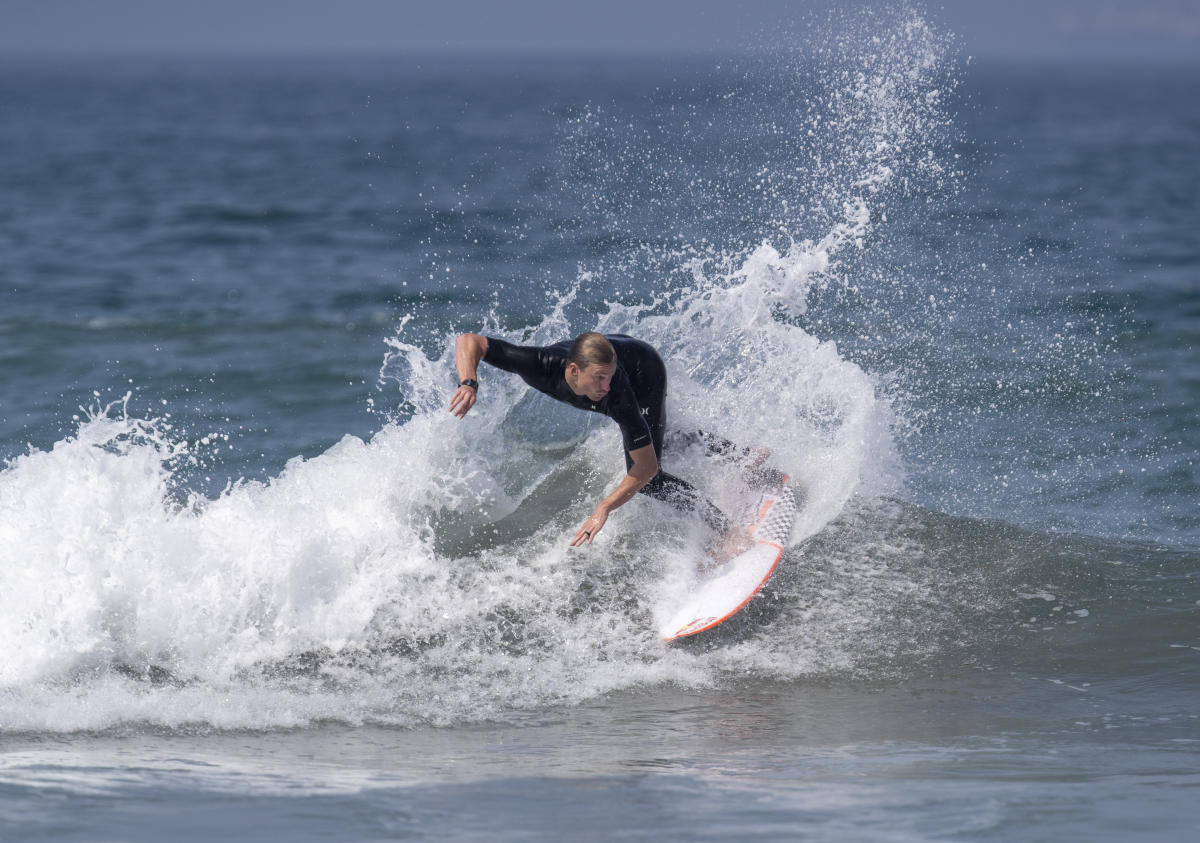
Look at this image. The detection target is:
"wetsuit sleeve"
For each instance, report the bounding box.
[617,410,653,453]
[482,337,554,391]
[607,373,654,453]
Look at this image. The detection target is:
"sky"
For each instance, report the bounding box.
[1,0,1198,61]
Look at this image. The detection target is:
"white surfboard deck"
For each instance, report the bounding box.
[660,480,797,642]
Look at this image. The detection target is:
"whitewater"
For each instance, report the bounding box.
[1,6,1197,840]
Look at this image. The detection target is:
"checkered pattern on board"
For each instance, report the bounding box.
[753,484,796,546]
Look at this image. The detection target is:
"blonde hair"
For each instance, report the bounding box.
[567,332,616,369]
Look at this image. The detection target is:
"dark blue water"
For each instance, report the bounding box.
[1,10,1198,841]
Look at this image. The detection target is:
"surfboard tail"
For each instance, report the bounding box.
[659,480,798,642]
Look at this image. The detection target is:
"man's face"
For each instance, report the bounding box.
[575,363,616,402]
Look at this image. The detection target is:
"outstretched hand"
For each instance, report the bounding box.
[449,384,477,418]
[570,506,610,547]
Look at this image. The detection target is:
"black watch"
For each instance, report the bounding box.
[459,378,479,391]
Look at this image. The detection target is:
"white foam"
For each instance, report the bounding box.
[0,7,955,732]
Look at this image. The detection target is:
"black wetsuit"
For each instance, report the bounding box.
[483,334,728,531]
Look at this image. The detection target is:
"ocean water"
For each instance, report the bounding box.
[2,8,1199,841]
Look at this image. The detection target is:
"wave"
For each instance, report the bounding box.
[3,409,1192,736]
[4,8,1127,734]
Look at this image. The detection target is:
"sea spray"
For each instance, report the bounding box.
[0,8,965,731]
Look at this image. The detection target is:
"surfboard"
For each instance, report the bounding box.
[660,478,797,642]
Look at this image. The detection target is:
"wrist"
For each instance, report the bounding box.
[459,378,478,391]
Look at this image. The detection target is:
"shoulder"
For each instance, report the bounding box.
[483,337,570,382]
[605,367,641,418]
[484,337,568,362]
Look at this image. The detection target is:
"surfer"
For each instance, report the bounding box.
[450,331,752,548]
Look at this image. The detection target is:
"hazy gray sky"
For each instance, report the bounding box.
[2,0,1198,60]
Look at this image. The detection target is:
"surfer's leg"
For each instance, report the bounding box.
[638,470,731,534]
[623,426,730,532]
[666,429,739,457]
[666,429,785,487]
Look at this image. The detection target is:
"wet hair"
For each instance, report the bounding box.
[567,332,616,370]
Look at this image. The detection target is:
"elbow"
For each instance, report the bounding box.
[632,454,659,487]
[457,332,488,358]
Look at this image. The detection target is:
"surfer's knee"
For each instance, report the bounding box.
[638,471,731,534]
[696,499,731,534]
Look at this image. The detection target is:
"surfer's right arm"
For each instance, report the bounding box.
[450,333,488,418]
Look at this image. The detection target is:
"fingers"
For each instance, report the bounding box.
[570,528,596,547]
[570,521,597,546]
[449,386,476,418]
[570,510,608,547]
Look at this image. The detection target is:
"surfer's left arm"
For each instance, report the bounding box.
[570,444,658,546]
[450,333,488,418]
